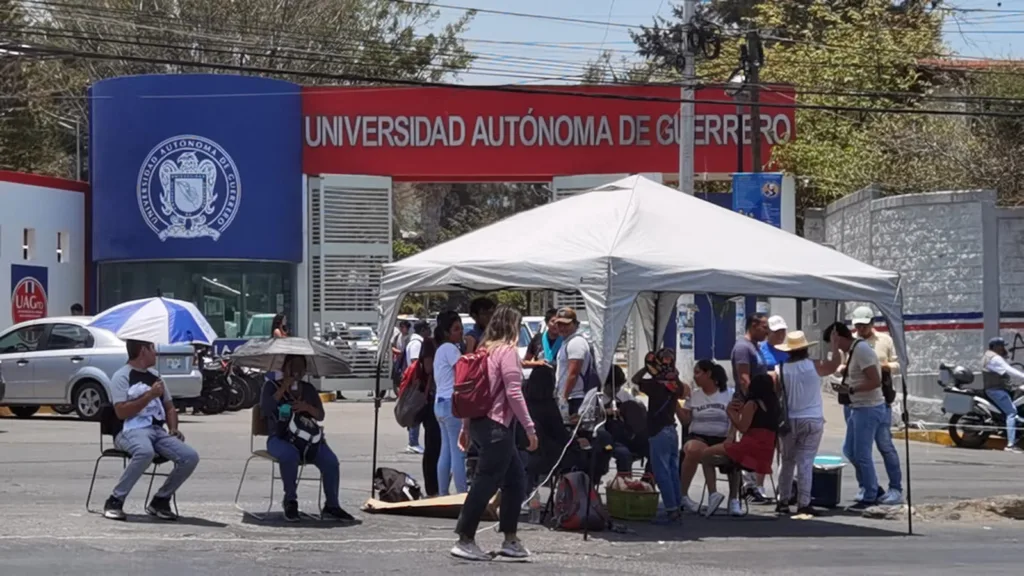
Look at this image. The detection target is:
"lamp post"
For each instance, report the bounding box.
[725,66,749,174]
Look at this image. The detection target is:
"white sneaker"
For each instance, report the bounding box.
[681,496,700,514]
[1005,446,1024,454]
[854,487,866,502]
[704,492,725,517]
[729,499,745,517]
[879,489,904,506]
[499,539,531,560]
[451,540,491,561]
[405,445,424,455]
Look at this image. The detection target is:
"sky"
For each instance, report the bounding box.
[424,0,1024,85]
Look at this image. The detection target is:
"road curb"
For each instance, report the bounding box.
[0,406,56,417]
[894,428,1006,450]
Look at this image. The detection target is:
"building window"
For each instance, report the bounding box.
[98,261,295,339]
[22,228,35,260]
[56,232,68,263]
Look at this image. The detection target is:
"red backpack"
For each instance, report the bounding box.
[452,349,494,419]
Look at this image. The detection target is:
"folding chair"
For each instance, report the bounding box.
[697,454,777,516]
[85,405,179,515]
[234,405,323,520]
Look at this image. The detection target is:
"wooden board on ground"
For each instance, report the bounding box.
[362,493,501,520]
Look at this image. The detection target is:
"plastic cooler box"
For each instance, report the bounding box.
[808,455,845,508]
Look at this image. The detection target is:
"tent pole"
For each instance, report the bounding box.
[370,359,383,498]
[900,373,913,535]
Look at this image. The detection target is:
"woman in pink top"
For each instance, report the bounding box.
[451,305,538,562]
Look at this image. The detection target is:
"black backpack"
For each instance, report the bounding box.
[373,467,422,503]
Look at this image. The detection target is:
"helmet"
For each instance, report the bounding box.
[989,337,1007,350]
[952,365,975,385]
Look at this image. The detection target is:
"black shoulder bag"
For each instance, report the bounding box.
[837,340,863,406]
[777,365,791,436]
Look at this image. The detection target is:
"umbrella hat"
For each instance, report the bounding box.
[89,297,218,345]
[228,337,353,378]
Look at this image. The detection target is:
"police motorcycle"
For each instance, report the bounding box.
[938,363,1024,449]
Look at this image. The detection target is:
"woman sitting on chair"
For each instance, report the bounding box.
[700,373,780,517]
[678,360,734,515]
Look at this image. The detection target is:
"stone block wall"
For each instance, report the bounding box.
[998,210,1024,364]
[820,188,998,420]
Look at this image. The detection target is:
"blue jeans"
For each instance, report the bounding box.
[986,389,1018,446]
[113,426,200,501]
[266,436,340,508]
[843,404,888,503]
[408,425,420,447]
[434,398,467,495]
[844,405,903,492]
[648,425,681,511]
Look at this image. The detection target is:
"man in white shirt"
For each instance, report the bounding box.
[402,321,431,454]
[982,337,1024,454]
[829,322,885,510]
[554,307,592,419]
[103,340,199,521]
[850,306,903,504]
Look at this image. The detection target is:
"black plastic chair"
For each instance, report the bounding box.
[85,405,178,515]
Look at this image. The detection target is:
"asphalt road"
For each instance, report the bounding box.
[1,401,1022,575]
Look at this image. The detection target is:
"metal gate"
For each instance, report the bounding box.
[309,175,393,392]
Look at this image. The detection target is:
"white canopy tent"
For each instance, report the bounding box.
[375,175,908,376]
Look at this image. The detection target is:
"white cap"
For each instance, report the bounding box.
[851,306,874,326]
[767,315,787,332]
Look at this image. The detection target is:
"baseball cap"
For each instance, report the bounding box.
[553,307,579,324]
[767,315,787,332]
[851,306,875,326]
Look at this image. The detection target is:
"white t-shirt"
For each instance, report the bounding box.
[555,332,591,400]
[110,365,170,432]
[405,334,424,369]
[847,339,884,408]
[780,359,824,420]
[433,342,461,400]
[685,387,732,437]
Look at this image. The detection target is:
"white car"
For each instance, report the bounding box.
[0,317,202,420]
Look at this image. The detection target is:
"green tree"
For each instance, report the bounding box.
[0,0,69,175]
[598,0,954,208]
[8,0,475,178]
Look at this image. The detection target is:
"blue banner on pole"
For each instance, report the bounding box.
[731,172,783,229]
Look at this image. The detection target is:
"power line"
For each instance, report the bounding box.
[11,39,1024,119]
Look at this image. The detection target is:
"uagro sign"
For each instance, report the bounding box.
[302,84,796,180]
[11,264,48,325]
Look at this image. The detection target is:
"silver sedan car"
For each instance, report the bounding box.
[0,317,202,420]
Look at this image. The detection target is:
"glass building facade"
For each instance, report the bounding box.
[98,261,295,338]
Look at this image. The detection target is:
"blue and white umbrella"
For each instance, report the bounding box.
[89,297,218,345]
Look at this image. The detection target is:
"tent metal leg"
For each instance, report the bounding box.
[901,375,913,536]
[371,361,383,499]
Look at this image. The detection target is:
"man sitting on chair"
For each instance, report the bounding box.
[260,355,355,523]
[103,340,200,521]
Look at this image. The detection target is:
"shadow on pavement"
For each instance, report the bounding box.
[240,512,363,529]
[128,515,228,529]
[594,514,908,543]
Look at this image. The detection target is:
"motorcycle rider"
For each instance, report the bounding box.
[982,337,1024,454]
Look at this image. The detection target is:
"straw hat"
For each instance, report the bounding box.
[775,330,817,352]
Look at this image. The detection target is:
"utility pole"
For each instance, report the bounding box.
[745,30,763,173]
[678,0,697,194]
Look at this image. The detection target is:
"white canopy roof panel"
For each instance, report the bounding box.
[376,175,906,377]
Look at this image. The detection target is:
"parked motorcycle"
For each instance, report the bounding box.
[938,363,1024,449]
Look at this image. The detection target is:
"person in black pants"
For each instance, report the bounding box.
[451,306,538,561]
[412,338,442,497]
